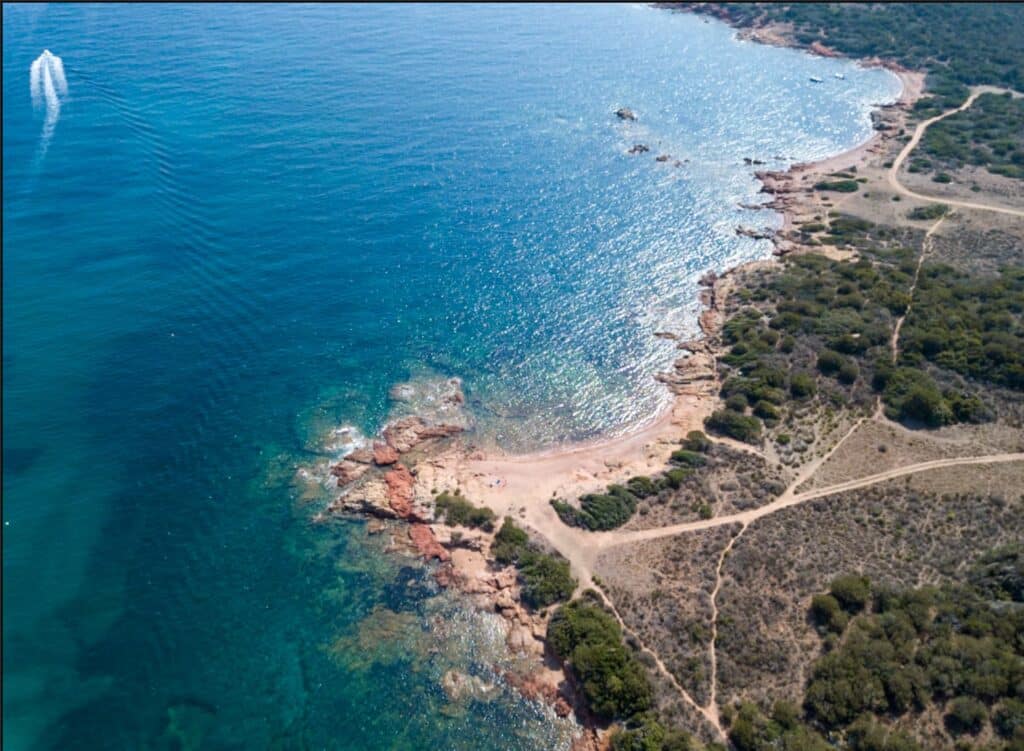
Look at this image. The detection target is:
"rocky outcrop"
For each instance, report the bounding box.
[347,448,374,464]
[372,442,399,466]
[809,40,841,58]
[384,463,417,517]
[382,417,464,453]
[330,459,369,486]
[736,226,775,240]
[409,524,450,562]
[627,144,650,155]
[615,107,637,121]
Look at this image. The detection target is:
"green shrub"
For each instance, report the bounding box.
[810,593,849,634]
[945,696,987,735]
[907,203,949,220]
[548,598,653,720]
[661,467,692,489]
[753,400,780,420]
[790,372,817,399]
[610,714,699,751]
[816,349,845,375]
[681,430,711,453]
[626,475,658,498]
[518,551,576,608]
[993,698,1024,739]
[837,359,860,384]
[670,449,706,468]
[830,574,871,612]
[492,517,530,565]
[705,409,762,444]
[434,492,496,531]
[882,368,953,426]
[814,179,859,193]
[491,518,575,608]
[725,393,749,412]
[553,485,638,530]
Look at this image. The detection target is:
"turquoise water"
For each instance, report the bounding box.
[3,4,900,749]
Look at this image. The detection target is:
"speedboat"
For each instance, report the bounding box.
[809,76,824,83]
[834,73,846,80]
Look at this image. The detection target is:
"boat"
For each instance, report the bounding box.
[834,72,846,80]
[809,76,824,83]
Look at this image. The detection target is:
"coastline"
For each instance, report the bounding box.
[315,10,928,745]
[411,32,922,583]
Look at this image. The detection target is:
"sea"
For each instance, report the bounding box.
[2,4,901,749]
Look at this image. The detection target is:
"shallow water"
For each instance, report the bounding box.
[3,4,899,749]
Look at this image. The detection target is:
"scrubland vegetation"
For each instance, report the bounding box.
[491,518,575,608]
[727,546,1024,751]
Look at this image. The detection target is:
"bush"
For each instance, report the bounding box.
[670,449,706,468]
[945,696,987,735]
[610,715,699,751]
[790,372,817,399]
[810,593,849,634]
[907,203,949,220]
[492,518,575,608]
[553,485,638,530]
[816,349,845,375]
[830,574,871,612]
[626,475,658,498]
[681,431,711,452]
[837,359,860,385]
[518,551,575,608]
[548,598,653,720]
[434,491,496,531]
[882,368,953,426]
[705,409,762,444]
[492,517,529,565]
[993,698,1024,739]
[814,179,859,192]
[661,467,692,490]
[753,400,781,420]
[725,393,749,412]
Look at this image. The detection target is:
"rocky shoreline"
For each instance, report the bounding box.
[311,379,599,743]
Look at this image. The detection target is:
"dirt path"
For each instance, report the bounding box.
[609,453,1024,547]
[889,213,947,364]
[887,86,1024,218]
[704,524,746,730]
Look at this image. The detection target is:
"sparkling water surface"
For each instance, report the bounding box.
[3,4,900,749]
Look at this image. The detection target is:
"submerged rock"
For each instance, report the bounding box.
[627,143,650,155]
[441,669,498,703]
[615,107,637,121]
[382,416,464,454]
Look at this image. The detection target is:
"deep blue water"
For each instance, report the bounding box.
[3,4,900,749]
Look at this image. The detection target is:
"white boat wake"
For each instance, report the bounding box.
[30,49,68,159]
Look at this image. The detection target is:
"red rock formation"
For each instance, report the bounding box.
[409,524,450,562]
[809,40,841,58]
[384,463,416,518]
[372,442,399,466]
